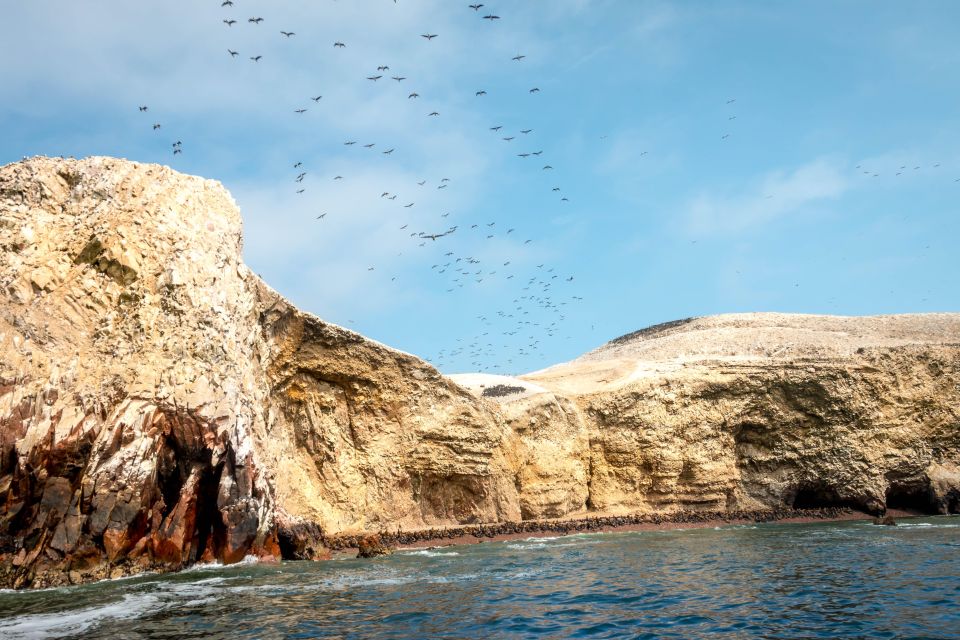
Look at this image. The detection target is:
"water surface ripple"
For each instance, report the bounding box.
[1,517,958,639]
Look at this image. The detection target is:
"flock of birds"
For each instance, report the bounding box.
[136,1,588,373]
[134,2,957,373]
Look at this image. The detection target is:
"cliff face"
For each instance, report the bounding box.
[0,157,517,588]
[459,315,960,519]
[1,157,957,589]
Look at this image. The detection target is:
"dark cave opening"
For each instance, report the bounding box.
[885,482,940,515]
[156,437,185,519]
[791,483,864,511]
[277,528,298,560]
[191,452,226,563]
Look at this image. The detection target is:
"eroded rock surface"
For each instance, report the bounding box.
[0,157,516,588]
[1,157,958,589]
[457,314,960,519]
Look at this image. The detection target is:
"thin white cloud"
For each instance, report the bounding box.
[684,158,851,235]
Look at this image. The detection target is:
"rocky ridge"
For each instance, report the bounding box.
[1,157,957,588]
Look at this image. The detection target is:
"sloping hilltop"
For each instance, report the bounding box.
[1,157,958,588]
[458,314,960,520]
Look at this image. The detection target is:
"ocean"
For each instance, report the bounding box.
[1,516,958,639]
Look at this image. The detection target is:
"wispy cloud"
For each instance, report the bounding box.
[684,158,851,235]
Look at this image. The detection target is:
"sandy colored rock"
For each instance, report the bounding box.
[1,156,958,589]
[460,314,960,518]
[0,157,518,588]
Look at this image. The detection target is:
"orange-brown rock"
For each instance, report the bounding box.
[1,157,958,588]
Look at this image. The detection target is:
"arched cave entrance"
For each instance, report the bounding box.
[884,481,940,515]
[791,482,864,512]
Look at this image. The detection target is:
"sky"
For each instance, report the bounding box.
[1,1,958,374]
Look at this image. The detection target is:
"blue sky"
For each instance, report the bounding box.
[1,1,957,374]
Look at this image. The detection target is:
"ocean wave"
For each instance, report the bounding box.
[402,549,461,557]
[0,593,164,640]
[181,554,261,573]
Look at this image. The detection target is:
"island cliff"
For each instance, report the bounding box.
[1,157,957,589]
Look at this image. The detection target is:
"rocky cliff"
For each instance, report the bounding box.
[1,157,957,589]
[457,314,960,520]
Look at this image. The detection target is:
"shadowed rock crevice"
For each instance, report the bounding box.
[884,479,940,515]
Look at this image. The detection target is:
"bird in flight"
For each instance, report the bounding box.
[363,143,375,148]
[250,55,262,62]
[311,95,322,102]
[405,203,415,208]
[224,19,237,26]
[491,125,503,131]
[334,175,343,180]
[377,65,390,71]
[408,92,419,99]
[421,34,438,40]
[428,111,439,116]
[367,75,382,81]
[334,41,346,48]
[222,1,234,6]
[418,180,426,186]
[483,14,500,20]
[503,136,514,141]
[138,106,148,112]
[383,148,395,154]
[518,153,530,158]
[152,123,161,130]
[529,87,540,93]
[469,3,484,9]
[543,165,553,170]
[512,54,526,61]
[532,150,543,155]
[344,141,357,145]
[476,90,487,96]
[392,76,406,82]
[281,31,295,37]
[316,213,327,219]
[294,108,307,114]
[294,162,302,168]
[520,129,532,134]
[228,49,239,57]
[248,17,264,24]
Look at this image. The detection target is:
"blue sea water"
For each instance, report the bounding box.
[0,517,958,639]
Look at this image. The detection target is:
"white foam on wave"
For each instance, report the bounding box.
[402,549,461,557]
[0,592,164,640]
[0,572,237,638]
[895,522,959,529]
[182,554,260,573]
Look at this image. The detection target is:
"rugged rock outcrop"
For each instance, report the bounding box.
[456,314,960,519]
[0,157,517,588]
[1,157,958,589]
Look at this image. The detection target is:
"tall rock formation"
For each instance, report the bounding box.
[456,314,960,518]
[0,157,517,588]
[1,157,957,589]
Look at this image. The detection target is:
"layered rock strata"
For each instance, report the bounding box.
[1,157,957,589]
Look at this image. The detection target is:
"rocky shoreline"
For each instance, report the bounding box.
[2,157,958,590]
[325,507,860,552]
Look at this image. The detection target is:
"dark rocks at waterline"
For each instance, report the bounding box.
[356,534,393,558]
[873,515,898,526]
[326,507,855,552]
